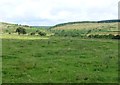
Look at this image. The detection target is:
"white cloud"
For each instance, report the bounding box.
[0,0,119,25]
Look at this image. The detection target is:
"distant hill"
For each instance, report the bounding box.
[31,26,52,29]
[98,19,120,23]
[50,19,119,35]
[0,22,32,33]
[50,19,120,29]
[0,22,53,35]
[0,22,52,30]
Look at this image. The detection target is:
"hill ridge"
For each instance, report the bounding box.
[50,19,120,29]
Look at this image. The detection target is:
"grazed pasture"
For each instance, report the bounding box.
[2,36,118,83]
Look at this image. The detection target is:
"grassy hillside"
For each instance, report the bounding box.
[51,19,119,29]
[0,22,53,36]
[0,22,31,33]
[50,22,119,38]
[51,22,118,31]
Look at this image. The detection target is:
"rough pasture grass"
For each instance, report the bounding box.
[1,34,49,40]
[2,36,118,83]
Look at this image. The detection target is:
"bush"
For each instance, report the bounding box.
[112,35,120,39]
[108,34,114,38]
[88,35,94,38]
[71,34,79,37]
[38,31,46,36]
[30,32,35,35]
[88,34,120,39]
[5,30,9,33]
[16,27,26,35]
[36,30,39,33]
[87,30,91,34]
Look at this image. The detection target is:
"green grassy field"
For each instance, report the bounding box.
[2,36,118,83]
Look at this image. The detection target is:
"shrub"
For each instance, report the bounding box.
[93,35,100,38]
[30,32,35,35]
[64,34,67,37]
[88,34,120,39]
[108,34,114,39]
[16,27,27,35]
[5,30,9,33]
[38,31,46,36]
[112,35,120,39]
[71,34,79,37]
[88,35,94,38]
[36,30,39,33]
[87,30,91,34]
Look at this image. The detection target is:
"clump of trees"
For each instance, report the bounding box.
[16,27,26,35]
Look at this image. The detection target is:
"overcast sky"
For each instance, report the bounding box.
[0,0,119,26]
